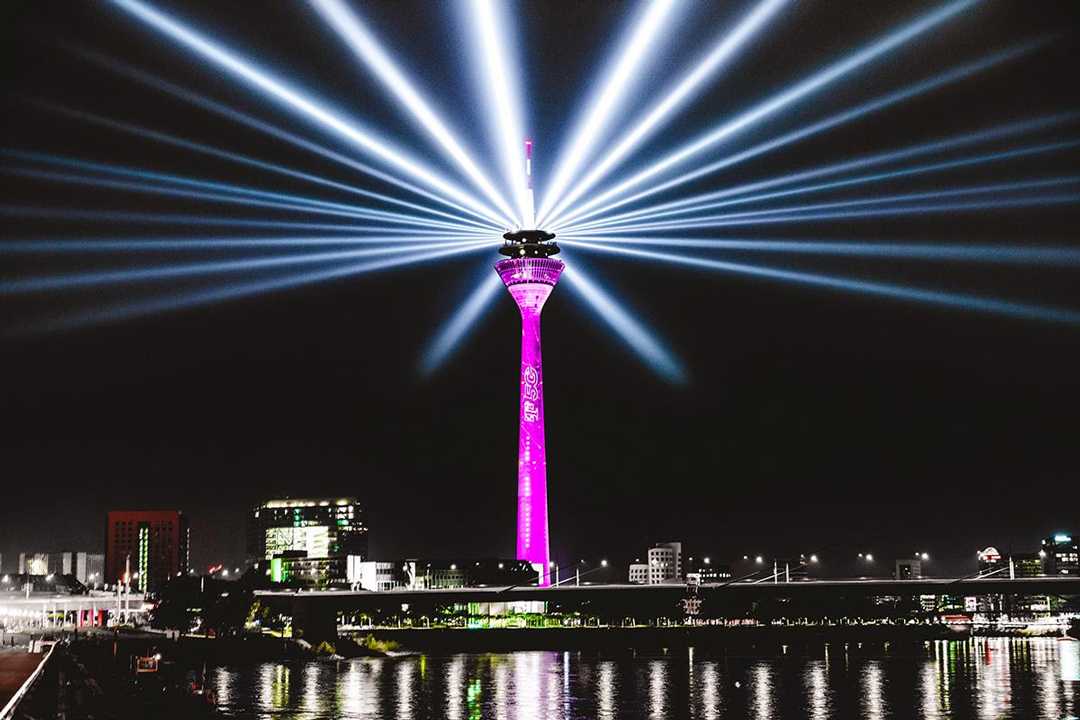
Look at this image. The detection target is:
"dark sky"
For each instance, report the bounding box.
[2,1,1079,578]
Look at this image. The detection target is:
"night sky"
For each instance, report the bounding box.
[2,1,1079,578]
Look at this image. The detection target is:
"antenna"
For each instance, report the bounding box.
[524,139,536,228]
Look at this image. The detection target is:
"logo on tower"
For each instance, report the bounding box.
[522,365,539,422]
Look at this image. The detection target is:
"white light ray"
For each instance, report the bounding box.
[6,166,487,233]
[555,40,1043,229]
[464,0,532,227]
[563,236,1080,266]
[74,50,503,228]
[567,176,1080,233]
[562,241,1080,325]
[546,0,788,225]
[549,0,981,228]
[4,240,489,294]
[566,139,1080,232]
[310,0,517,225]
[23,243,491,334]
[0,234,490,254]
[419,271,503,376]
[108,0,507,226]
[561,263,686,383]
[536,0,682,224]
[33,101,499,232]
[0,205,491,234]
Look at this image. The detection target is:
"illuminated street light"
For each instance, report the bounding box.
[809,554,819,563]
[920,552,930,561]
[601,559,609,568]
[865,553,874,562]
[755,556,764,564]
[704,557,711,565]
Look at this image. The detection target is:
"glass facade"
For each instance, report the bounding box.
[249,498,368,585]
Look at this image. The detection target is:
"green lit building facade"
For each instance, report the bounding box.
[248,498,368,586]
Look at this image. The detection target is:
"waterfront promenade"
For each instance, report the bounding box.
[0,647,46,715]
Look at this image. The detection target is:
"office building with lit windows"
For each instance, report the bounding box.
[105,510,190,593]
[1042,533,1079,575]
[249,497,368,585]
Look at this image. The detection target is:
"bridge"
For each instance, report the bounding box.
[0,591,148,630]
[256,576,1080,641]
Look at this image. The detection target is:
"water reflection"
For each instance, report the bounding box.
[210,637,1080,719]
[805,661,828,720]
[597,659,616,719]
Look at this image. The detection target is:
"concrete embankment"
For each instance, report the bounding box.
[359,624,969,654]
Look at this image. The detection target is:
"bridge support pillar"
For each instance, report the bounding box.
[291,597,337,645]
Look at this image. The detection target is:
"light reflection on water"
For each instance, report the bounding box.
[211,637,1080,719]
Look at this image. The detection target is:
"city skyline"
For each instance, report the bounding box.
[2,0,1079,578]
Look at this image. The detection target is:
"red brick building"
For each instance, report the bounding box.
[105,510,189,592]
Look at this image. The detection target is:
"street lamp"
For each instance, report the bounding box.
[865,553,874,562]
[755,556,763,564]
[919,552,929,561]
[703,557,711,565]
[600,559,608,568]
[809,554,819,564]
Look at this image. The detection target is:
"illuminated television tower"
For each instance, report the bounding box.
[495,140,562,585]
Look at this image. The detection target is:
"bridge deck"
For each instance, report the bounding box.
[0,650,46,712]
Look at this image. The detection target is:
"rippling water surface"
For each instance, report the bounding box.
[211,637,1080,719]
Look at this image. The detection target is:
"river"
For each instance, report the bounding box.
[209,637,1080,719]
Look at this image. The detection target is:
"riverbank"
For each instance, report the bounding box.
[352,623,972,654]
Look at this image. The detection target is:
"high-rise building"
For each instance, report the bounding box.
[249,497,368,585]
[496,230,563,586]
[647,542,683,584]
[1042,533,1079,575]
[105,510,190,592]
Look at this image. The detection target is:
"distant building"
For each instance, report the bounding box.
[977,546,1004,574]
[1010,552,1043,578]
[895,558,922,580]
[693,564,733,583]
[647,542,683,584]
[18,553,49,575]
[348,559,402,592]
[1042,533,1079,576]
[628,563,649,584]
[249,497,368,585]
[105,510,190,593]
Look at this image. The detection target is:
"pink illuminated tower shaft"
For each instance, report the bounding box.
[496,253,563,586]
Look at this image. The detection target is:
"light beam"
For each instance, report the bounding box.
[419,270,504,376]
[563,241,1080,325]
[18,242,491,334]
[565,113,1080,230]
[462,0,532,227]
[548,0,988,228]
[2,241,488,294]
[30,101,500,231]
[563,236,1080,266]
[561,262,686,383]
[536,0,682,224]
[107,0,507,226]
[567,139,1080,231]
[310,0,517,225]
[545,0,788,226]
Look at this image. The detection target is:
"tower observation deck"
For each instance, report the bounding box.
[495,229,562,586]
